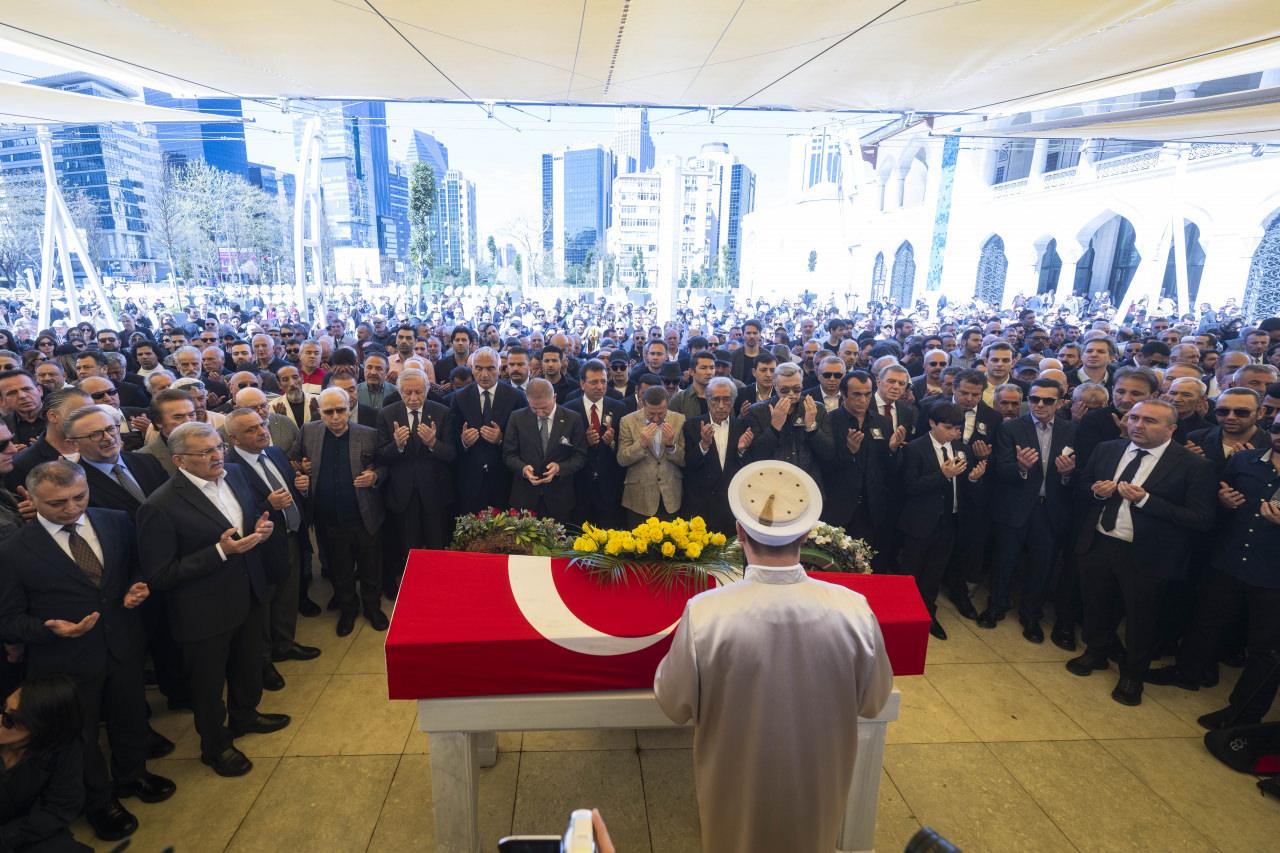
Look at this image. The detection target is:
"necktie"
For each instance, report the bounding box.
[481,389,492,424]
[590,403,601,432]
[258,455,301,532]
[883,402,892,420]
[941,445,958,512]
[1100,449,1149,531]
[410,409,420,453]
[62,524,102,587]
[539,416,550,452]
[113,462,145,503]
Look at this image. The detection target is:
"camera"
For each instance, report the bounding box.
[497,809,596,853]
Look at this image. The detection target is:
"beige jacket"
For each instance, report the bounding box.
[616,408,686,516]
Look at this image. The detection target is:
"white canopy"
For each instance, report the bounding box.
[2,1,1278,113]
[951,86,1280,144]
[0,79,235,125]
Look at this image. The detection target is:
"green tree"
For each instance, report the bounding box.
[408,163,437,286]
[486,234,497,266]
[631,246,649,289]
[0,174,45,286]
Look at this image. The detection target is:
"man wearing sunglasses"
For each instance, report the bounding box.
[911,349,950,401]
[0,460,174,841]
[0,421,22,542]
[77,376,149,452]
[1185,388,1267,475]
[984,379,1077,643]
[1147,415,1280,729]
[741,362,833,491]
[804,356,846,413]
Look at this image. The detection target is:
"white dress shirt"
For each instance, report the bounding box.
[37,513,104,566]
[1096,439,1170,543]
[582,396,605,431]
[234,446,283,489]
[929,434,959,513]
[704,415,730,470]
[873,393,898,432]
[180,468,245,560]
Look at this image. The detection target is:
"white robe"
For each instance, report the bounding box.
[654,564,893,853]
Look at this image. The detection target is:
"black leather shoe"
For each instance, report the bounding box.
[1050,624,1077,652]
[229,712,291,737]
[929,618,947,641]
[975,608,1003,629]
[147,727,175,759]
[1021,620,1045,644]
[1111,676,1144,706]
[949,595,979,621]
[262,663,286,692]
[115,771,176,803]
[1201,664,1220,688]
[365,608,390,631]
[202,746,253,777]
[298,597,322,617]
[1145,665,1199,691]
[337,612,356,637]
[272,642,321,662]
[1066,650,1111,677]
[87,799,138,841]
[1198,706,1258,731]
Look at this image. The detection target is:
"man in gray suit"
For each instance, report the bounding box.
[297,387,388,636]
[617,386,686,526]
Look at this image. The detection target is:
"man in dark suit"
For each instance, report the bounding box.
[452,347,525,514]
[1166,376,1212,443]
[377,368,455,593]
[5,388,92,492]
[910,349,951,402]
[0,461,173,842]
[896,402,989,640]
[503,378,587,522]
[983,378,1078,642]
[75,376,148,451]
[1067,399,1216,706]
[0,368,46,447]
[1186,388,1267,476]
[823,371,905,571]
[434,325,474,387]
[137,421,288,777]
[568,360,626,528]
[538,344,577,404]
[682,377,749,535]
[224,409,320,690]
[300,389,388,636]
[136,388,199,477]
[1074,367,1159,466]
[872,364,916,440]
[741,362,833,489]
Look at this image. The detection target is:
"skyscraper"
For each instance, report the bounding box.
[295,101,388,253]
[432,169,478,273]
[1,73,165,276]
[544,144,614,278]
[142,89,249,177]
[403,130,449,179]
[613,108,655,174]
[386,160,411,268]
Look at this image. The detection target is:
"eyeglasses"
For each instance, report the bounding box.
[1028,395,1058,406]
[821,372,844,379]
[1,707,23,729]
[926,361,948,367]
[0,438,11,452]
[88,389,118,401]
[69,425,120,442]
[178,443,226,459]
[320,407,348,415]
[777,387,802,396]
[1215,407,1255,418]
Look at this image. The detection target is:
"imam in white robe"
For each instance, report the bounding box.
[654,563,894,853]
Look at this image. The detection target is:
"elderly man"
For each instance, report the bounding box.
[1164,376,1211,442]
[681,377,750,535]
[252,333,288,375]
[271,365,319,428]
[911,349,950,401]
[873,363,915,438]
[377,368,455,594]
[452,347,525,515]
[805,355,846,412]
[357,352,399,411]
[993,383,1024,421]
[617,386,687,526]
[33,360,69,396]
[1069,399,1216,706]
[502,377,586,522]
[137,421,287,777]
[297,340,327,390]
[234,386,300,457]
[742,362,834,489]
[172,377,224,430]
[78,375,148,451]
[137,388,197,477]
[144,369,175,396]
[0,460,173,842]
[303,388,388,635]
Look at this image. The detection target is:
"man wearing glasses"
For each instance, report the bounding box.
[911,349,951,401]
[984,379,1077,642]
[804,356,846,413]
[76,376,149,452]
[1185,388,1267,476]
[741,362,833,490]
[138,421,286,778]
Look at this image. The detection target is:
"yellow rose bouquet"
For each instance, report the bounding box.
[564,516,739,589]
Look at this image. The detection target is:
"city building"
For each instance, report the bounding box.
[613,108,655,174]
[403,130,449,180]
[247,162,279,197]
[0,72,165,276]
[295,101,389,256]
[543,144,614,279]
[740,75,1280,321]
[433,169,478,274]
[142,89,249,177]
[386,159,411,270]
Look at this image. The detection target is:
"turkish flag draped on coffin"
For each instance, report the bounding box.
[385,551,930,700]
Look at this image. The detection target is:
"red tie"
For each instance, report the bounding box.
[590,404,601,432]
[882,402,892,419]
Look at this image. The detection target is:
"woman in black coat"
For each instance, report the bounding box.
[0,675,89,852]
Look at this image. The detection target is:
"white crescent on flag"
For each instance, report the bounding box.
[507,555,685,656]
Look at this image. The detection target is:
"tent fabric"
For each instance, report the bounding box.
[1,1,1278,113]
[0,79,237,125]
[951,86,1280,144]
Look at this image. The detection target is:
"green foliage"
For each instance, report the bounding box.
[408,163,437,284]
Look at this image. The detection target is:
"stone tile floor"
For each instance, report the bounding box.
[72,587,1280,852]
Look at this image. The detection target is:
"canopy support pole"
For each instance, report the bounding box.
[1172,145,1191,316]
[293,116,326,325]
[36,126,117,331]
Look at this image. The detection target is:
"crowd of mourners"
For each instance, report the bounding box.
[0,285,1278,849]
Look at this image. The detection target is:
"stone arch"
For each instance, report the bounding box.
[901,150,929,208]
[870,251,886,302]
[974,235,1009,305]
[1074,213,1142,303]
[1037,238,1063,295]
[1160,220,1207,306]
